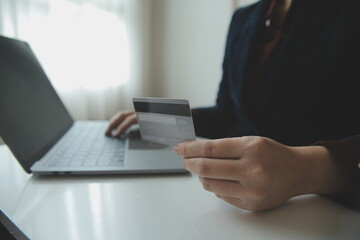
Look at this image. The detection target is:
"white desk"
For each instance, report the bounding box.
[1,145,360,240]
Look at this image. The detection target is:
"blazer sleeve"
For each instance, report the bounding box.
[192,72,235,139]
[192,8,246,139]
[315,136,360,211]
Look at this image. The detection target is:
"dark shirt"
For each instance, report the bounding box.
[192,0,360,210]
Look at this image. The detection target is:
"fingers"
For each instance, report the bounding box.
[198,177,256,210]
[105,111,137,136]
[199,177,243,198]
[216,194,270,212]
[215,195,247,209]
[174,138,245,158]
[183,157,243,181]
[113,114,137,137]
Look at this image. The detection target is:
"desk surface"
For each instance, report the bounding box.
[0,145,359,240]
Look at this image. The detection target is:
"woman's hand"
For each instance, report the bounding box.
[105,110,137,137]
[174,136,345,211]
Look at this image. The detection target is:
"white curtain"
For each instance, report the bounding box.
[0,0,151,120]
[234,0,259,9]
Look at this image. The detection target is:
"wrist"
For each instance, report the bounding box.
[291,146,346,196]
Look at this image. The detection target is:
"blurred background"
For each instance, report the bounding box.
[0,0,258,145]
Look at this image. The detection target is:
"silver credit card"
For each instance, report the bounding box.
[133,97,196,146]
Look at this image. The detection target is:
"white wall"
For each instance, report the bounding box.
[149,0,233,108]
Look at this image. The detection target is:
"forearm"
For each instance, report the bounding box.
[314,139,360,210]
[292,146,350,197]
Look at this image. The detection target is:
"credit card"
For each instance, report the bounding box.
[133,97,196,146]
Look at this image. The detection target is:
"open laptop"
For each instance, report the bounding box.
[0,35,186,175]
[0,210,29,240]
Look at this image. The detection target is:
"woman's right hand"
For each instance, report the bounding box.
[105,110,137,137]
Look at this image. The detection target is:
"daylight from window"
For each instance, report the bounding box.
[18,0,129,92]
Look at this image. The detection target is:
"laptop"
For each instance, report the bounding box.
[0,210,29,240]
[0,35,186,175]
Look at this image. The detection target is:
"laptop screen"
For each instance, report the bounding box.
[0,36,73,173]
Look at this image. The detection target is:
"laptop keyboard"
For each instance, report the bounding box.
[46,122,125,167]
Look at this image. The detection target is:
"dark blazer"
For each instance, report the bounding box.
[192,0,360,147]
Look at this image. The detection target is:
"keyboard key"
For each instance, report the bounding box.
[69,160,83,167]
[46,122,126,168]
[83,160,97,167]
